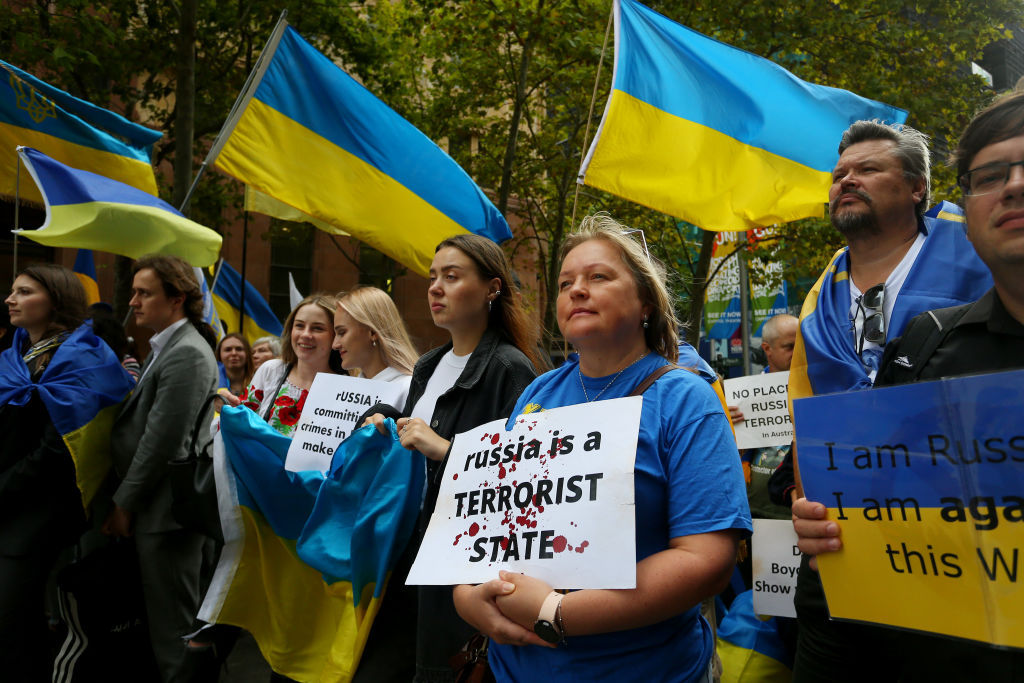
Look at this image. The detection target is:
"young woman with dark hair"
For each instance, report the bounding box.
[362,234,540,682]
[1,264,134,681]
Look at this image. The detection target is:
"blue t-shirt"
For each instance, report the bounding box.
[490,354,752,683]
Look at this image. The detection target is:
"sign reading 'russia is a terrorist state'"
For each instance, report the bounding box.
[408,397,642,589]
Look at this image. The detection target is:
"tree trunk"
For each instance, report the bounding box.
[171,0,197,212]
[685,229,717,347]
[496,0,543,215]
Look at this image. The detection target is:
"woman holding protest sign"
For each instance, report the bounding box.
[363,233,541,682]
[333,285,419,410]
[220,293,343,436]
[453,214,751,682]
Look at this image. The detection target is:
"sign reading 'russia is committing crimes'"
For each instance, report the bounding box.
[408,397,642,589]
[795,369,1024,649]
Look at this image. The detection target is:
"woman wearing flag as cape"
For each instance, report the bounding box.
[0,264,134,682]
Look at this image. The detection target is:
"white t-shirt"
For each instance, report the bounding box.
[366,366,413,411]
[410,350,470,424]
[849,231,925,381]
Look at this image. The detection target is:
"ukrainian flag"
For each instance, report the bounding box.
[200,408,423,682]
[73,249,100,306]
[213,24,510,277]
[15,147,223,266]
[1,60,160,201]
[211,260,283,345]
[579,0,908,231]
[0,324,134,510]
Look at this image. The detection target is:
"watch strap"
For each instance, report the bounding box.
[537,591,562,631]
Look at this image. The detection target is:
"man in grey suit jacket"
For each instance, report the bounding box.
[103,255,217,682]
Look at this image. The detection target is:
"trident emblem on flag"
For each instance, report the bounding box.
[12,73,56,124]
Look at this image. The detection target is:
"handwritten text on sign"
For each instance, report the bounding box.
[407,397,642,588]
[795,369,1024,649]
[724,371,792,450]
[285,374,404,473]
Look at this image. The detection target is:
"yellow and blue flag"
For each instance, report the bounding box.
[72,249,100,306]
[214,24,511,277]
[788,202,992,402]
[0,324,135,510]
[1,60,160,201]
[15,147,222,266]
[211,260,283,345]
[200,408,423,682]
[579,0,908,231]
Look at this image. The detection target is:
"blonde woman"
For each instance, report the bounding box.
[333,286,418,409]
[453,215,751,682]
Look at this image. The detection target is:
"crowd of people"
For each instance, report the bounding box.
[2,89,1023,683]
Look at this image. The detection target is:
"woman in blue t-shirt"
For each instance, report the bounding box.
[453,214,752,682]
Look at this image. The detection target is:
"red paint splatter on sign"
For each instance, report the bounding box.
[575,540,590,554]
[491,433,501,445]
[552,535,568,553]
[468,522,480,536]
[453,534,462,546]
[453,473,458,480]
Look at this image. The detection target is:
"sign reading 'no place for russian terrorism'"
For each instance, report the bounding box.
[724,371,792,450]
[795,369,1024,649]
[407,397,642,589]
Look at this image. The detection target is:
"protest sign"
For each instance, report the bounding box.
[751,519,800,618]
[407,397,643,588]
[285,374,404,472]
[725,371,792,449]
[795,369,1024,649]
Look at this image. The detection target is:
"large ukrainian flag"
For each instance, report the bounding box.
[15,147,222,266]
[213,24,511,277]
[579,0,908,231]
[200,408,423,682]
[211,260,283,345]
[1,60,160,201]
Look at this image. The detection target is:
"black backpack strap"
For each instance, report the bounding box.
[186,392,223,462]
[629,363,678,396]
[882,304,972,383]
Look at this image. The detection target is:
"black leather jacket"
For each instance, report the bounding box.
[367,326,537,682]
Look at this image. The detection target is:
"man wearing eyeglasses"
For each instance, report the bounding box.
[778,119,995,682]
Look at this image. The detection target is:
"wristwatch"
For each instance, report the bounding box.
[533,591,564,644]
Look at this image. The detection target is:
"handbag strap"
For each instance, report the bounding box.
[186,392,223,461]
[261,363,293,422]
[628,363,678,397]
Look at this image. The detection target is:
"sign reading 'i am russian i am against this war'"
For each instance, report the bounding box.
[408,397,642,589]
[795,369,1024,649]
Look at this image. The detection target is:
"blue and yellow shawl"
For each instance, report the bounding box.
[789,201,992,401]
[0,323,134,509]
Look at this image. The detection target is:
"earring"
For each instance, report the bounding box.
[495,289,501,296]
[642,315,649,329]
[488,300,492,312]
[372,339,378,347]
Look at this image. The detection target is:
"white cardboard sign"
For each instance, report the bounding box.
[751,518,800,618]
[407,396,643,589]
[285,373,405,473]
[723,371,792,450]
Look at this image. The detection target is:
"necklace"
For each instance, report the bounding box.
[579,352,648,402]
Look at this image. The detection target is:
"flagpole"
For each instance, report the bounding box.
[12,154,19,278]
[239,211,248,335]
[178,10,289,214]
[570,4,614,230]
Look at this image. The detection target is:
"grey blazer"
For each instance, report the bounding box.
[110,321,217,534]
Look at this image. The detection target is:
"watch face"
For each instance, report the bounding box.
[534,619,561,644]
